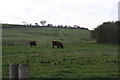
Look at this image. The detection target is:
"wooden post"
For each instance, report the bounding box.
[18,64,30,79]
[9,64,19,78]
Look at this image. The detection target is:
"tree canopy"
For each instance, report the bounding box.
[92,21,119,44]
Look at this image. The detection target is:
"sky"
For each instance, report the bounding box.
[0,0,119,30]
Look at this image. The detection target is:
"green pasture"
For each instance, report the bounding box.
[2,27,118,78]
[2,27,91,45]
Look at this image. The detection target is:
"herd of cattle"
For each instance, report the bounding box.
[29,40,64,49]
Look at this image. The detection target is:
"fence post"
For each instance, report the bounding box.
[9,64,19,78]
[18,64,30,79]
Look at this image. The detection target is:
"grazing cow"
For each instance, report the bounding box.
[52,41,64,49]
[29,40,37,47]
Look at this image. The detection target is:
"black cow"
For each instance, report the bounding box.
[52,41,64,49]
[29,40,37,47]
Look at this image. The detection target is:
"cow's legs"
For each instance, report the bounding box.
[53,45,54,48]
[61,45,63,49]
[57,45,60,48]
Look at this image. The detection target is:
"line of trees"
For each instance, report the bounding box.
[1,20,89,30]
[91,21,119,44]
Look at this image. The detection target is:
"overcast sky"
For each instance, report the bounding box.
[0,0,119,30]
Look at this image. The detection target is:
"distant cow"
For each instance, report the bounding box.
[52,41,64,49]
[29,40,37,47]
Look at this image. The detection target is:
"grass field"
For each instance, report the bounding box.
[2,27,118,78]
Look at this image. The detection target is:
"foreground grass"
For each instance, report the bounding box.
[2,43,118,78]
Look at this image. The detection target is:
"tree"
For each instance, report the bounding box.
[40,20,47,26]
[35,23,39,26]
[92,21,119,44]
[47,24,53,27]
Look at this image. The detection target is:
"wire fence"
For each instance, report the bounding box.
[2,39,30,46]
